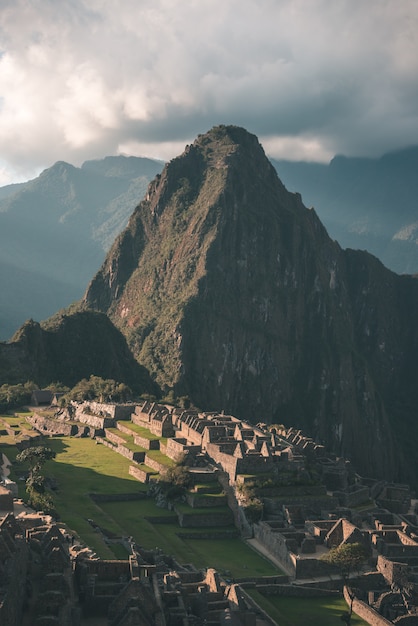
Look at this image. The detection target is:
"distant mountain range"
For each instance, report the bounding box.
[272,146,418,275]
[1,143,418,341]
[0,156,163,339]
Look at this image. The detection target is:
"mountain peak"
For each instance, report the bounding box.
[82,125,418,487]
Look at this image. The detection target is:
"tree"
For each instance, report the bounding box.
[16,446,56,478]
[321,542,368,625]
[322,542,368,580]
[63,375,132,403]
[0,381,38,410]
[16,446,57,514]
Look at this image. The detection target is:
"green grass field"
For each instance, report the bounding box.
[0,434,281,576]
[247,591,369,625]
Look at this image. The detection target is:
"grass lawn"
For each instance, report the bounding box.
[118,421,159,439]
[1,434,284,577]
[1,436,145,558]
[246,591,369,625]
[98,499,281,577]
[145,448,175,467]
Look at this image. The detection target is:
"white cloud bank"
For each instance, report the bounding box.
[0,0,417,183]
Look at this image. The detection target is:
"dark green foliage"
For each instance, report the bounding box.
[0,381,38,411]
[16,445,57,514]
[63,375,131,403]
[321,542,368,580]
[243,498,263,523]
[16,445,56,476]
[0,312,160,397]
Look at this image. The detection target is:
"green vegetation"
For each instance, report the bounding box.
[0,382,38,411]
[246,591,369,626]
[321,542,368,580]
[16,445,56,514]
[0,433,282,576]
[63,375,132,403]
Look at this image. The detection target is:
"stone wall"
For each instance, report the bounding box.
[256,584,339,597]
[254,522,296,576]
[291,553,337,579]
[95,437,145,463]
[104,429,126,446]
[76,411,114,430]
[166,438,201,460]
[377,555,408,586]
[79,402,134,420]
[27,413,80,437]
[334,485,370,508]
[133,434,160,450]
[0,536,29,626]
[89,492,146,503]
[186,493,227,508]
[129,465,158,484]
[205,443,238,479]
[344,586,393,626]
[144,455,169,473]
[117,422,160,449]
[175,507,233,528]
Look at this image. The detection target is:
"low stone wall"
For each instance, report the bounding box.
[144,455,168,473]
[133,434,160,450]
[166,438,201,460]
[256,584,339,597]
[144,515,178,524]
[78,402,135,421]
[291,552,337,579]
[104,429,126,446]
[116,423,160,450]
[96,437,145,463]
[90,493,146,503]
[254,522,296,576]
[186,493,227,508]
[238,587,278,626]
[117,445,145,463]
[344,586,393,626]
[334,486,370,508]
[175,508,233,528]
[16,435,43,450]
[236,575,289,586]
[176,530,240,539]
[77,411,114,430]
[129,465,157,484]
[28,413,80,437]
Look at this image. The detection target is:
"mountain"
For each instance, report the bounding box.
[0,156,163,339]
[271,147,418,275]
[83,125,418,487]
[2,142,417,341]
[0,311,158,395]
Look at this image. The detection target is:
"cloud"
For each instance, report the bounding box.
[0,0,417,183]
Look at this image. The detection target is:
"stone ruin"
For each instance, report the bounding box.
[5,398,418,624]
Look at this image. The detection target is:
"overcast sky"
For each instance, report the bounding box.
[0,0,417,185]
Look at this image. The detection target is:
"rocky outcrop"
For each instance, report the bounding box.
[0,311,159,396]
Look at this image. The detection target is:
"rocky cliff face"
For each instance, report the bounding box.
[84,125,418,485]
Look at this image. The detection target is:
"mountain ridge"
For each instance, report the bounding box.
[0,155,163,338]
[83,125,418,486]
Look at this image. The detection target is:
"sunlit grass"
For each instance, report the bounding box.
[1,435,284,576]
[246,591,369,626]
